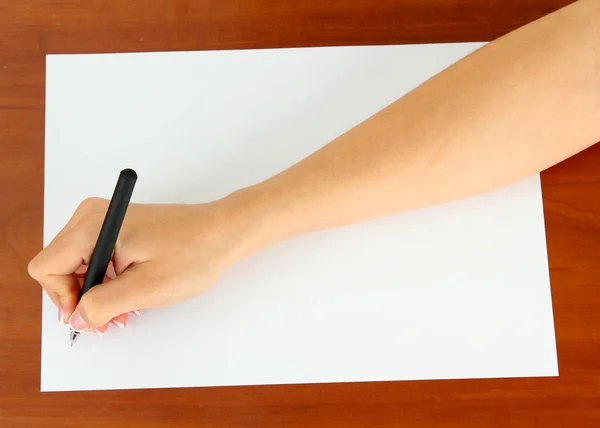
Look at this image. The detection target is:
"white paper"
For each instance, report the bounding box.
[42,43,558,392]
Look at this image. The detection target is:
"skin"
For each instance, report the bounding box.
[28,0,600,335]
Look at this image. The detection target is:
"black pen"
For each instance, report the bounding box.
[70,168,137,347]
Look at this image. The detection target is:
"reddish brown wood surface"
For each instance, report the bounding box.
[1,1,599,427]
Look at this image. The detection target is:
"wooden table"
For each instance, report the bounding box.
[1,1,599,426]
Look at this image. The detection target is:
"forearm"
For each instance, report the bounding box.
[225,0,600,257]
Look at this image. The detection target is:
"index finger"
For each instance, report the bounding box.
[28,227,97,320]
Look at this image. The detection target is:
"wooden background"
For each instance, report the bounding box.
[1,0,599,427]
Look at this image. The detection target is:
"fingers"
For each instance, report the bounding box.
[68,268,149,330]
[29,198,109,319]
[93,323,110,336]
[31,198,148,338]
[46,275,81,323]
[110,312,129,329]
[80,312,137,337]
[28,228,96,321]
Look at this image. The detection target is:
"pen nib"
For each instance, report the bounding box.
[70,329,81,347]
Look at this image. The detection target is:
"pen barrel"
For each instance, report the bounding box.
[81,169,137,295]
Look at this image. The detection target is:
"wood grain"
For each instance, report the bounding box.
[1,0,599,427]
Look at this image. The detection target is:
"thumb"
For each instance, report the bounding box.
[68,270,144,331]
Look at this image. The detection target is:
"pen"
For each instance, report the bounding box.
[70,168,137,347]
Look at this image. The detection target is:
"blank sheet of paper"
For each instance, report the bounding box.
[42,43,558,392]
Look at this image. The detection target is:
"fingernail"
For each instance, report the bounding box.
[69,309,89,332]
[106,264,117,279]
[58,307,64,324]
[111,320,125,329]
[133,310,141,316]
[95,329,104,337]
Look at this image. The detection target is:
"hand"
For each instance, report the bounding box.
[28,197,250,335]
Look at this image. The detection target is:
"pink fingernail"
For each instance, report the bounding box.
[106,264,117,279]
[95,330,104,337]
[133,310,141,316]
[58,307,64,324]
[68,309,89,332]
[111,320,125,329]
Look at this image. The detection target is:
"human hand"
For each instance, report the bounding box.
[28,196,253,335]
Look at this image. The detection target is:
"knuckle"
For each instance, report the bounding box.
[77,197,107,216]
[79,196,102,209]
[27,256,44,281]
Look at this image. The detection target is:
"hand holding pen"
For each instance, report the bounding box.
[69,169,137,346]
[28,168,252,344]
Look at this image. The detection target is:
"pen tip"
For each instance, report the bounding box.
[70,329,81,347]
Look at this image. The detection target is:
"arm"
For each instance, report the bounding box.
[229,0,600,255]
[29,0,600,332]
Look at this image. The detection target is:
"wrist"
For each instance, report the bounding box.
[214,183,294,263]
